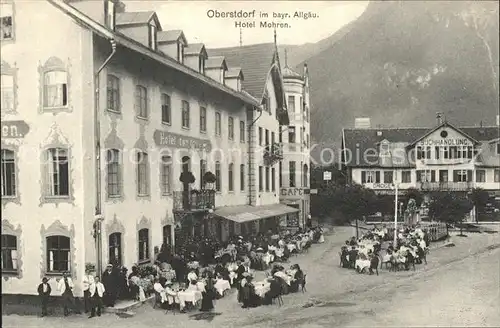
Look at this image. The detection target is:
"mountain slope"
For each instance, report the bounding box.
[297,1,499,143]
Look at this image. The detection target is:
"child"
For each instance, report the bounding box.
[37,277,52,317]
[89,276,105,318]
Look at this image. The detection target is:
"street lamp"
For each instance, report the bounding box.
[387,150,399,248]
[393,177,398,248]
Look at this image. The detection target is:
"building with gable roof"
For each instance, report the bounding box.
[341,114,500,220]
[0,0,300,296]
[209,38,311,231]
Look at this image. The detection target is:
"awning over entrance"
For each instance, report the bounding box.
[214,204,299,223]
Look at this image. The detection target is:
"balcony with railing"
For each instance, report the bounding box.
[172,189,216,212]
[418,181,473,191]
[263,142,283,165]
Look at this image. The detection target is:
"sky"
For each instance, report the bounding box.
[124,1,369,48]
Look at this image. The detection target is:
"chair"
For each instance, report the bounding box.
[301,274,307,293]
[276,294,284,306]
[152,291,162,309]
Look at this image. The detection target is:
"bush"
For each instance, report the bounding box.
[137,264,157,278]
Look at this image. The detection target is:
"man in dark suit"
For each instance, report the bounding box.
[348,246,358,269]
[37,277,52,317]
[101,264,117,307]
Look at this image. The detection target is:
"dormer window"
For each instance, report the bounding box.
[199,56,205,74]
[177,42,184,63]
[379,140,390,155]
[148,23,157,50]
[104,0,115,30]
[221,70,225,85]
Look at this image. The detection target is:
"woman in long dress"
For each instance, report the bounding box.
[200,272,216,312]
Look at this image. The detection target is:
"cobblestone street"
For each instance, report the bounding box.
[3,227,499,328]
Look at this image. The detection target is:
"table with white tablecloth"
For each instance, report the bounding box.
[274,271,292,285]
[176,290,202,310]
[214,279,231,296]
[253,280,271,298]
[355,259,371,272]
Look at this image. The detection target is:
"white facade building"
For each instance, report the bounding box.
[342,118,500,201]
[279,62,312,228]
[0,0,297,296]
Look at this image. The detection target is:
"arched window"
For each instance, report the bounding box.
[160,155,172,195]
[44,148,70,197]
[1,234,17,272]
[135,85,148,118]
[228,163,234,191]
[240,164,245,191]
[46,235,70,273]
[107,149,121,197]
[108,232,122,266]
[162,225,172,246]
[215,162,221,192]
[200,160,206,189]
[303,164,309,187]
[1,149,16,197]
[138,228,149,262]
[1,70,15,112]
[136,151,149,196]
[43,71,68,108]
[107,74,120,112]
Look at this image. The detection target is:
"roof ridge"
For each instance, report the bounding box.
[209,42,275,51]
[344,125,499,131]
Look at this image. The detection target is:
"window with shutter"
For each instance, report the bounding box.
[431,170,436,182]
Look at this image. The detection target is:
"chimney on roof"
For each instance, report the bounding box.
[354,118,371,129]
[436,112,444,125]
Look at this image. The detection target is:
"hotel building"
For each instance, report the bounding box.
[341,116,500,217]
[1,0,302,296]
[278,61,312,228]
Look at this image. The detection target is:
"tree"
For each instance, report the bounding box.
[405,188,423,206]
[428,192,473,236]
[312,183,378,228]
[469,188,490,222]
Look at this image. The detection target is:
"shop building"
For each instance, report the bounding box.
[208,40,302,237]
[341,115,500,220]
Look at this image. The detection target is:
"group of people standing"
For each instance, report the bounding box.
[36,263,140,318]
[37,271,105,318]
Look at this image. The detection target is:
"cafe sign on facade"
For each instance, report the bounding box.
[280,187,309,199]
[153,130,212,152]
